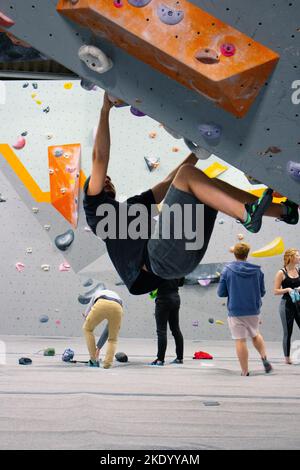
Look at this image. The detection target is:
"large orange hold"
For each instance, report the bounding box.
[57,0,279,118]
[48,144,81,227]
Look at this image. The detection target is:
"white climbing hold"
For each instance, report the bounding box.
[49,169,54,175]
[60,188,67,194]
[41,264,50,271]
[32,207,39,214]
[46,134,53,140]
[26,248,33,254]
[84,226,92,232]
[44,225,51,231]
[78,45,113,74]
[237,233,244,240]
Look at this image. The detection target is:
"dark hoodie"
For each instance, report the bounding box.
[217,261,266,317]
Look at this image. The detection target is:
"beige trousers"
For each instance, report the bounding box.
[82,299,123,368]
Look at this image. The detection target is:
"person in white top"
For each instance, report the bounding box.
[82,287,123,368]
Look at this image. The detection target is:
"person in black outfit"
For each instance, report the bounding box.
[151,279,184,366]
[274,248,300,364]
[83,93,298,297]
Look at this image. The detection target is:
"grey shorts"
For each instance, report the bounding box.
[147,185,217,279]
[228,315,260,340]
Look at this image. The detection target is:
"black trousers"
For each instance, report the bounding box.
[280,299,300,357]
[155,294,184,362]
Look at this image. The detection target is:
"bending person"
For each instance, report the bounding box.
[151,278,184,366]
[82,287,123,368]
[274,248,300,364]
[83,92,299,296]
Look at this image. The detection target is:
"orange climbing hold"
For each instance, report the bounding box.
[48,144,81,228]
[57,0,279,118]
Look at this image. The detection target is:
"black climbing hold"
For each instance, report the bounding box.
[19,357,32,365]
[80,78,96,91]
[115,352,128,363]
[0,195,6,202]
[78,283,106,304]
[54,229,75,251]
[83,278,93,287]
[203,401,220,407]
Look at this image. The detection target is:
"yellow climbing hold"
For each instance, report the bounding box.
[31,93,37,99]
[64,82,73,90]
[203,162,228,179]
[216,320,224,326]
[251,237,285,258]
[35,100,42,105]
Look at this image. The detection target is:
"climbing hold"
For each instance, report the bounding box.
[184,140,211,160]
[78,45,113,74]
[54,148,64,157]
[80,78,96,91]
[128,0,152,6]
[44,348,55,356]
[208,318,214,324]
[203,401,220,407]
[19,357,32,365]
[55,229,75,251]
[62,348,75,362]
[12,136,26,150]
[21,131,28,137]
[23,83,29,88]
[83,278,93,287]
[287,161,300,183]
[114,0,124,7]
[15,262,25,273]
[163,125,182,139]
[204,162,228,179]
[198,279,211,287]
[144,156,160,172]
[199,123,222,141]
[59,262,71,272]
[192,320,199,327]
[66,166,76,174]
[39,315,49,323]
[259,146,282,156]
[26,248,32,254]
[44,225,51,231]
[41,264,50,271]
[84,226,92,232]
[216,320,224,326]
[149,132,157,139]
[55,320,61,325]
[251,237,285,258]
[220,43,236,57]
[60,188,67,194]
[219,219,225,224]
[0,11,15,27]
[31,93,37,99]
[32,207,39,214]
[32,83,38,90]
[78,283,106,304]
[157,4,184,25]
[64,82,73,89]
[195,48,220,64]
[35,100,42,105]
[130,106,146,117]
[43,106,50,114]
[237,233,244,240]
[172,147,180,152]
[0,194,6,202]
[115,352,128,363]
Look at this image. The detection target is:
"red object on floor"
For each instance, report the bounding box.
[193,351,213,360]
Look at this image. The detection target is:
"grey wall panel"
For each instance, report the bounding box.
[0,0,299,203]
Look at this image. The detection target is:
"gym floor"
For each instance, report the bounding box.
[0,336,299,450]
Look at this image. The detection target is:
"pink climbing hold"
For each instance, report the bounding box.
[55,320,61,325]
[12,136,26,150]
[220,43,236,57]
[59,262,71,272]
[0,11,15,28]
[113,0,124,7]
[16,262,25,272]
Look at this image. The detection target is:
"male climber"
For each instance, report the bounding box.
[83,92,299,295]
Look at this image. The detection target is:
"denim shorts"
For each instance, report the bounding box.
[147,185,217,279]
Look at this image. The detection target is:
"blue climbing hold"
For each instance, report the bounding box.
[39,315,49,323]
[287,161,300,183]
[128,0,152,6]
[157,4,184,25]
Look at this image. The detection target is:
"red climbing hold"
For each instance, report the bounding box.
[220,43,236,57]
[0,11,15,28]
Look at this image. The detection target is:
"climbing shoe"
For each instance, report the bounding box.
[280,199,299,225]
[261,357,273,374]
[88,359,100,368]
[170,358,183,364]
[242,188,273,233]
[151,359,164,366]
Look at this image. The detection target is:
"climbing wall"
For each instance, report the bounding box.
[0,0,299,204]
[0,80,299,343]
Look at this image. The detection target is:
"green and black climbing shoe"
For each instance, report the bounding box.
[242,188,273,233]
[280,199,299,225]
